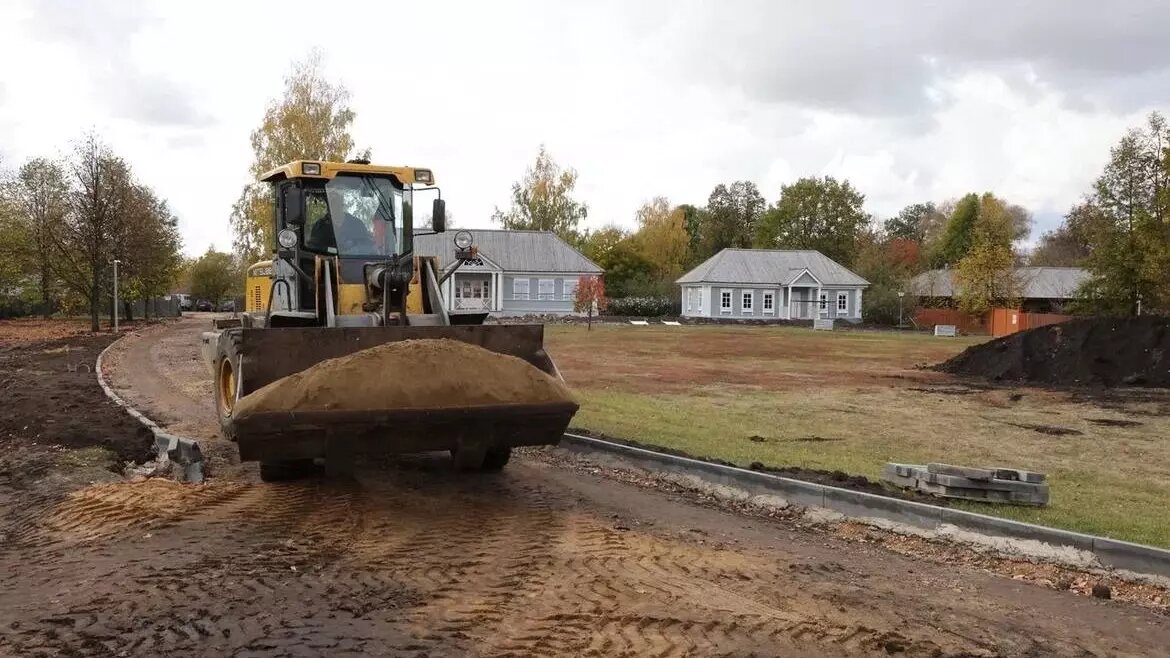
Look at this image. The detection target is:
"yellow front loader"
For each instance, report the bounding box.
[201,159,577,481]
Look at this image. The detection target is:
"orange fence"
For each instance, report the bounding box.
[913,307,1075,336]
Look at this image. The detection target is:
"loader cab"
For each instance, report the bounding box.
[259,160,447,325]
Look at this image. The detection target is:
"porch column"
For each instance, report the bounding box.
[495,272,503,311]
[816,286,822,317]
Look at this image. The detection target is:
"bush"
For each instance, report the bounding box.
[605,296,678,317]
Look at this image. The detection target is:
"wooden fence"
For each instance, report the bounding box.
[913,307,1075,337]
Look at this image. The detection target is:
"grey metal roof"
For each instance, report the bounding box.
[414,229,602,273]
[675,249,869,286]
[908,267,1089,299]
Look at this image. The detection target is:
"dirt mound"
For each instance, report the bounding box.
[235,338,574,416]
[937,317,1170,387]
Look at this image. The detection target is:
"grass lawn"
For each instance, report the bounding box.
[546,324,1170,548]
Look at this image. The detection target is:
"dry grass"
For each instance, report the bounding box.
[546,324,1170,547]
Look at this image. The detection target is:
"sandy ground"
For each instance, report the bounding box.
[2,316,1169,656]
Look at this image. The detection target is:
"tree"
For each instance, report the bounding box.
[118,189,183,319]
[593,239,654,298]
[230,53,360,260]
[677,203,711,265]
[1073,112,1170,314]
[754,176,868,265]
[1029,221,1091,267]
[189,248,238,306]
[955,194,1020,314]
[573,275,608,330]
[3,158,68,317]
[885,202,942,242]
[701,181,764,257]
[930,193,979,268]
[579,224,626,265]
[632,197,690,285]
[491,145,588,244]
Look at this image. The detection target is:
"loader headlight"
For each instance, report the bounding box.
[302,162,321,176]
[277,229,298,249]
[453,230,473,250]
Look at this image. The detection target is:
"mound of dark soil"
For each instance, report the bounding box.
[937,317,1170,387]
[0,334,154,464]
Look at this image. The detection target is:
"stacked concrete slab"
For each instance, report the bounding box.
[882,462,1049,506]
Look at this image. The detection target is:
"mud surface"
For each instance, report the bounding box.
[0,332,153,463]
[2,316,1170,657]
[938,317,1170,387]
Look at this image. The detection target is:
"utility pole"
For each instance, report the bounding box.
[897,291,905,328]
[113,259,121,332]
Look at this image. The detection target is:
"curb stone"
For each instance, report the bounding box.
[95,332,205,483]
[559,432,1170,579]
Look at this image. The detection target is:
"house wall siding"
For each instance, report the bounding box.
[500,273,591,314]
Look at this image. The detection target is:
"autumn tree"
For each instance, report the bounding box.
[754,176,868,265]
[930,194,979,268]
[1029,213,1091,267]
[579,224,626,265]
[230,52,361,260]
[955,194,1020,315]
[3,158,68,316]
[117,188,183,319]
[677,203,710,266]
[1073,112,1170,314]
[189,249,239,306]
[573,275,608,330]
[632,197,690,284]
[700,181,764,257]
[492,145,588,244]
[884,202,940,242]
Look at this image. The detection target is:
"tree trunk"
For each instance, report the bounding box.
[587,309,593,330]
[39,270,51,319]
[89,283,100,332]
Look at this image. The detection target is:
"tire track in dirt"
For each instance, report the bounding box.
[5,315,1165,657]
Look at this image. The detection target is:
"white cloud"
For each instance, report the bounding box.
[0,0,1165,257]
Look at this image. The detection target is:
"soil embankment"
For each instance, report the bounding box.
[938,317,1170,387]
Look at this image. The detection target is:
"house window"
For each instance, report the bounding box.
[742,290,753,313]
[538,278,556,300]
[563,278,578,301]
[513,278,530,300]
[818,292,828,311]
[837,292,848,314]
[720,289,732,314]
[685,288,694,311]
[763,292,774,313]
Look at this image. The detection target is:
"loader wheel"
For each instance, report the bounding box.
[213,354,239,442]
[260,459,316,482]
[481,447,512,472]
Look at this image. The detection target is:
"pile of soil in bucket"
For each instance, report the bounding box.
[234,338,574,416]
[937,317,1170,387]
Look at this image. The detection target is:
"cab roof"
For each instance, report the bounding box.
[259,160,434,185]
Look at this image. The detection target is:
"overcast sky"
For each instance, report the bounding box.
[2,0,1168,257]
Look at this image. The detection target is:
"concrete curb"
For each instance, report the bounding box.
[560,432,1170,579]
[96,332,204,483]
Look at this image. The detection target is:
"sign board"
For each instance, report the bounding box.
[934,324,958,337]
[813,318,834,331]
[629,320,649,326]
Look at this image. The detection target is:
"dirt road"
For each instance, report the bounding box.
[2,316,1169,656]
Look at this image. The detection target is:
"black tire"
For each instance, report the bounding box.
[480,447,512,472]
[213,330,242,442]
[260,459,316,482]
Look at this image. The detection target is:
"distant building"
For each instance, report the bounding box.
[676,249,870,321]
[415,229,603,317]
[908,267,1089,313]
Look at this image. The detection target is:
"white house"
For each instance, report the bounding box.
[677,249,869,321]
[415,229,603,316]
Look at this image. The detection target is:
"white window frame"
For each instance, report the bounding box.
[818,292,828,311]
[762,291,774,314]
[741,290,754,314]
[837,292,849,315]
[685,287,694,311]
[720,289,732,314]
[699,288,703,311]
[563,278,578,302]
[537,278,555,300]
[512,278,530,300]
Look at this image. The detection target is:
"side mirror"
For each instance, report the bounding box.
[432,198,446,233]
[283,185,305,227]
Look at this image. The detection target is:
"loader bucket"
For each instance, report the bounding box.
[213,324,578,463]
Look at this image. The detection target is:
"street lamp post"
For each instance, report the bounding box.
[113,259,121,333]
[897,291,905,328]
